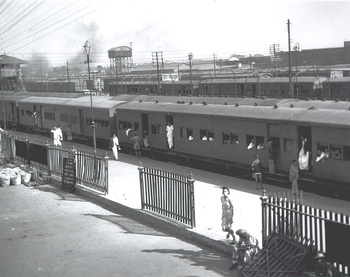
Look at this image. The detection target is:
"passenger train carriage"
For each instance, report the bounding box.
[1,91,349,199]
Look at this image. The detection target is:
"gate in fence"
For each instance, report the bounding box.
[138,165,195,228]
[1,132,109,194]
[261,192,350,275]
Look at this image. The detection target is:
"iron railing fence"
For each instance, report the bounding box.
[1,132,109,194]
[261,192,350,275]
[138,165,195,227]
[75,150,109,194]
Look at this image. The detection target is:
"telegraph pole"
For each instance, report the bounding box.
[152,51,163,95]
[66,61,70,92]
[287,19,294,98]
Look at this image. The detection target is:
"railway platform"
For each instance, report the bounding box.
[5,130,350,274]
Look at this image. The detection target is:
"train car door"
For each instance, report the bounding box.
[165,115,174,148]
[270,136,281,169]
[142,113,149,135]
[79,109,84,135]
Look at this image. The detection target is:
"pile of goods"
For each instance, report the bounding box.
[0,167,38,187]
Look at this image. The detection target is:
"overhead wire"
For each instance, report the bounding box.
[2,1,80,50]
[0,0,45,37]
[8,1,109,54]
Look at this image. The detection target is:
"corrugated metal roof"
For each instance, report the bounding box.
[0,54,28,65]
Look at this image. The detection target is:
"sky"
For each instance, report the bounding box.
[0,0,350,67]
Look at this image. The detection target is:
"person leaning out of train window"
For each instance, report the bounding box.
[316,148,329,163]
[247,139,255,149]
[257,143,265,150]
[229,229,260,270]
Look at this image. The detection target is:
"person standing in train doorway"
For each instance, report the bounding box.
[266,138,275,174]
[166,122,174,149]
[252,155,263,190]
[110,134,121,160]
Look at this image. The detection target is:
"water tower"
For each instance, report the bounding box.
[108,45,132,75]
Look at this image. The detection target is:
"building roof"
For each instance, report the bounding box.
[0,54,28,65]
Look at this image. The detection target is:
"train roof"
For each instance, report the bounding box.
[18,95,125,109]
[198,77,325,84]
[116,98,350,128]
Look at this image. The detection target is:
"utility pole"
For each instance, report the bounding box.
[0,59,5,131]
[213,53,216,77]
[287,19,294,98]
[189,53,193,95]
[66,61,70,92]
[152,51,163,95]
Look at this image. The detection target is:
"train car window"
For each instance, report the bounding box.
[316,143,329,162]
[256,136,264,149]
[151,124,157,134]
[44,112,55,121]
[180,127,184,138]
[21,110,24,116]
[231,134,239,145]
[200,130,208,140]
[106,121,109,128]
[208,131,214,141]
[222,132,230,144]
[187,128,193,140]
[134,122,139,132]
[60,114,69,123]
[246,135,255,149]
[343,146,350,161]
[283,139,294,152]
[330,145,342,160]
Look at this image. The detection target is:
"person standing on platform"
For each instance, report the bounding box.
[110,134,121,160]
[51,126,62,147]
[131,132,141,157]
[289,159,300,202]
[252,155,263,190]
[143,130,150,148]
[166,122,174,149]
[221,186,236,244]
[56,124,63,146]
[66,125,73,142]
[266,139,275,174]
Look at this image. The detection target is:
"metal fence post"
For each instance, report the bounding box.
[104,152,109,195]
[46,143,51,175]
[25,136,30,165]
[138,162,144,209]
[260,189,269,247]
[188,173,196,228]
